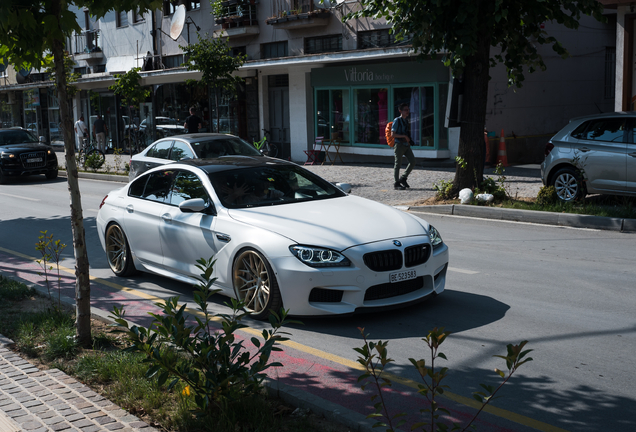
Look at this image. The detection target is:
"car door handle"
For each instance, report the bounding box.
[629,152,636,158]
[579,147,591,152]
[126,204,134,213]
[161,213,172,223]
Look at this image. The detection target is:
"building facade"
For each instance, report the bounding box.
[0,1,616,164]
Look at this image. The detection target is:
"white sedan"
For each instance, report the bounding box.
[96,157,449,319]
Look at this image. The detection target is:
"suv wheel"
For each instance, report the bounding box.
[552,167,584,202]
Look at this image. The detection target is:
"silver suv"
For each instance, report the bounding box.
[541,112,636,202]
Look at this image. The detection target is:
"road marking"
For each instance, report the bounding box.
[0,192,40,202]
[0,245,569,432]
[448,267,479,275]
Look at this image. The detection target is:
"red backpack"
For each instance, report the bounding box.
[385,122,395,147]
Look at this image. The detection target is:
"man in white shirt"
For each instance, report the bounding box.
[74,115,88,151]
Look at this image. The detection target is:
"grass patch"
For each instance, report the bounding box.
[0,275,35,302]
[495,195,636,219]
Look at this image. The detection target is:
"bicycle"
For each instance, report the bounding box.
[254,129,278,158]
[78,138,105,169]
[121,127,148,155]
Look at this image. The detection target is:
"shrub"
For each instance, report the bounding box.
[536,185,558,206]
[433,179,455,200]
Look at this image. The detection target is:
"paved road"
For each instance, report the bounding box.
[1,172,635,432]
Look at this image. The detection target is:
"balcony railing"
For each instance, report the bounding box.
[265,0,331,26]
[74,29,102,55]
[214,0,258,27]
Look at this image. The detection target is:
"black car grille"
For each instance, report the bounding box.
[404,244,431,268]
[309,288,343,303]
[363,250,402,272]
[19,151,46,168]
[364,277,424,301]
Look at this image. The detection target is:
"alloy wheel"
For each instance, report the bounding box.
[233,250,271,315]
[106,224,128,274]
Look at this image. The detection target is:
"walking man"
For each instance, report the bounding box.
[184,107,202,133]
[74,115,88,152]
[93,114,107,152]
[392,103,415,190]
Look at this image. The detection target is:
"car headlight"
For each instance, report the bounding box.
[289,245,351,268]
[428,225,443,247]
[1,152,15,158]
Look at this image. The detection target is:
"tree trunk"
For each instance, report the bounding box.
[51,0,92,347]
[453,34,491,193]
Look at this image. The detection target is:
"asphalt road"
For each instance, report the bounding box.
[1,175,635,432]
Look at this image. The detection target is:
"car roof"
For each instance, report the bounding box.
[173,156,295,174]
[166,133,243,142]
[569,111,636,123]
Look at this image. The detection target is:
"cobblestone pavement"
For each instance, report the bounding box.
[0,335,156,432]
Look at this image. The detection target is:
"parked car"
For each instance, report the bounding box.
[128,133,263,180]
[97,157,449,319]
[541,112,636,202]
[0,128,58,184]
[140,117,186,137]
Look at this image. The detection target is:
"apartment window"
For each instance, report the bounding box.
[187,1,201,10]
[163,1,177,15]
[233,46,247,59]
[116,11,128,27]
[605,46,616,99]
[133,9,145,23]
[358,29,404,49]
[163,55,184,69]
[305,35,342,55]
[262,41,288,59]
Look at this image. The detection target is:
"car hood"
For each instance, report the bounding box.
[0,143,51,152]
[227,195,427,250]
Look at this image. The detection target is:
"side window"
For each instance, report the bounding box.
[147,140,173,159]
[128,174,149,198]
[141,170,177,203]
[169,141,195,161]
[574,118,626,143]
[168,171,210,207]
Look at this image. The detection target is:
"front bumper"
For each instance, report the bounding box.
[271,237,449,316]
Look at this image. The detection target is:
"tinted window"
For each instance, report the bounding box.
[571,118,626,142]
[146,140,173,158]
[0,130,38,145]
[141,170,177,203]
[191,138,261,158]
[168,171,210,206]
[208,165,345,209]
[129,174,148,198]
[169,141,194,161]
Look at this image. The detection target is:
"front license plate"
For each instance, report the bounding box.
[27,158,43,163]
[389,270,417,283]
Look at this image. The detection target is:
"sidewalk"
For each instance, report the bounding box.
[0,334,157,432]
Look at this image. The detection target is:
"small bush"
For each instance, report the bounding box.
[44,326,78,360]
[0,275,35,301]
[536,185,558,206]
[85,151,105,170]
[433,179,455,200]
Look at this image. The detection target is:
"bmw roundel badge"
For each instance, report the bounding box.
[393,240,402,247]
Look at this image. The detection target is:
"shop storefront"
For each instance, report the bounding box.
[312,60,449,152]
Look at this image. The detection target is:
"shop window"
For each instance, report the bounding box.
[354,88,384,144]
[393,87,435,147]
[262,41,288,59]
[116,11,128,27]
[163,55,184,69]
[316,89,350,143]
[305,35,342,55]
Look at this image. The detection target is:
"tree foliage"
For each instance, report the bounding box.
[109,67,151,109]
[345,0,605,193]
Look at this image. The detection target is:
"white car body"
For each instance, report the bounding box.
[97,157,449,317]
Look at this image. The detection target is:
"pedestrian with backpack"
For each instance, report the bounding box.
[391,103,415,190]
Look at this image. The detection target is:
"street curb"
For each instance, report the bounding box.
[0,271,375,432]
[58,169,129,183]
[408,204,636,232]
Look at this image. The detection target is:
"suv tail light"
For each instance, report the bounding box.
[99,195,108,209]
[544,142,554,157]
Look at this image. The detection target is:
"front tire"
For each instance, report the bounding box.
[105,223,137,277]
[232,248,282,320]
[551,167,585,202]
[46,168,58,180]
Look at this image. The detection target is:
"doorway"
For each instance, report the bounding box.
[268,75,290,159]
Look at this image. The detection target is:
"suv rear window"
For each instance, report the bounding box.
[571,118,626,143]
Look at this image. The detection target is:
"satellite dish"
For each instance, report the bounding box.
[170,5,186,40]
[19,67,31,77]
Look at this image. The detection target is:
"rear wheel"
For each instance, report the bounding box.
[266,143,279,158]
[232,248,282,320]
[105,223,137,277]
[552,167,585,202]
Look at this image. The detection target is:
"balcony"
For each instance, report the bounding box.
[73,30,103,63]
[265,0,331,29]
[213,0,260,38]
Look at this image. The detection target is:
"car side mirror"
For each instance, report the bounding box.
[335,182,352,194]
[179,198,216,215]
[39,136,46,143]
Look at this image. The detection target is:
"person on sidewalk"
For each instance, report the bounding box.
[74,115,88,152]
[184,107,202,134]
[392,103,415,190]
[92,114,108,152]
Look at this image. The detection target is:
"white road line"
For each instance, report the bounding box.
[448,267,479,274]
[0,192,40,202]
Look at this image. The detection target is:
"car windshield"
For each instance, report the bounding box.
[208,165,346,209]
[0,129,39,145]
[191,138,262,158]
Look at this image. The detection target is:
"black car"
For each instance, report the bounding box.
[0,128,58,184]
